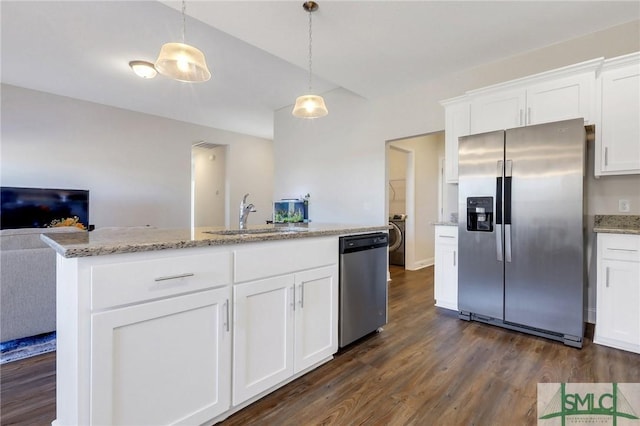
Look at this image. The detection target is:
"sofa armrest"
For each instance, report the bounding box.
[1,247,57,342]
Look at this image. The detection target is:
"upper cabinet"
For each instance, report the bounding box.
[442,57,608,182]
[595,52,640,176]
[441,97,470,183]
[526,73,594,125]
[469,59,599,135]
[470,88,525,134]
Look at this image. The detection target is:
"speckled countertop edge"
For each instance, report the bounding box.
[593,215,640,235]
[41,224,391,258]
[433,222,458,227]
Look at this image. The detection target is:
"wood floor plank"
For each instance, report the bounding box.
[1,265,639,425]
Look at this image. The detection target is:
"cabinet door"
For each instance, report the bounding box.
[444,101,470,183]
[470,89,525,134]
[597,259,640,350]
[91,287,231,426]
[434,227,458,311]
[526,73,593,126]
[599,63,640,174]
[294,265,339,373]
[233,275,294,405]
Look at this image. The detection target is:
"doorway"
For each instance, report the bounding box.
[385,131,445,270]
[191,142,228,229]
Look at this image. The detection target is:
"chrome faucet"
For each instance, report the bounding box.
[239,193,256,229]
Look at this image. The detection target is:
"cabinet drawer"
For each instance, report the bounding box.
[435,226,458,243]
[91,251,232,310]
[234,237,338,283]
[600,234,640,262]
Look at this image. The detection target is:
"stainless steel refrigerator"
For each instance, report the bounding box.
[458,118,586,348]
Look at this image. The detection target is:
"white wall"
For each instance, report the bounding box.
[274,88,381,225]
[273,21,640,321]
[1,84,274,229]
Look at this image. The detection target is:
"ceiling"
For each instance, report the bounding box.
[2,1,639,140]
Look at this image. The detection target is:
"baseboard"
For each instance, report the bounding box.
[406,257,434,271]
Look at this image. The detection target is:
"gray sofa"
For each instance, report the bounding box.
[1,227,84,342]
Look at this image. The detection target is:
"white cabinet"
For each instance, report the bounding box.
[526,73,595,125]
[91,287,231,425]
[293,266,339,372]
[594,233,640,354]
[87,249,233,425]
[53,236,342,425]
[232,274,294,405]
[443,57,601,182]
[233,265,338,405]
[434,225,458,311]
[469,69,596,135]
[595,52,640,176]
[441,97,470,183]
[470,88,525,134]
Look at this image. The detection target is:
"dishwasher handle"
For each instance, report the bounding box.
[340,233,389,254]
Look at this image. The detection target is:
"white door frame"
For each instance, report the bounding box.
[386,143,415,270]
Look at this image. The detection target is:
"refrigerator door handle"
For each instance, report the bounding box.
[504,160,513,262]
[505,224,512,262]
[496,160,504,262]
[496,226,503,262]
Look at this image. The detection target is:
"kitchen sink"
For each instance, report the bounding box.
[204,227,309,236]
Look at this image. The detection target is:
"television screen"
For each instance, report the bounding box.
[0,187,89,230]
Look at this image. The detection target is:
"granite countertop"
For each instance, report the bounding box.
[433,221,458,227]
[41,223,391,258]
[593,215,640,235]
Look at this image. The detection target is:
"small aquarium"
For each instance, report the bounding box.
[273,199,308,223]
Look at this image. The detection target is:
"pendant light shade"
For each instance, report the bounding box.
[292,1,328,119]
[155,42,211,83]
[292,94,328,118]
[153,0,211,83]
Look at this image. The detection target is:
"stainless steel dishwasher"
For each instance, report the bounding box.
[339,232,389,347]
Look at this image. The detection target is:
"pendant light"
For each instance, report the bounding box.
[292,1,328,119]
[155,0,211,83]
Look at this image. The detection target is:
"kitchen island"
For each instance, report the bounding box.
[42,224,388,426]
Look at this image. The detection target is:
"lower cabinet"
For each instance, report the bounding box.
[594,233,640,354]
[91,286,232,425]
[434,225,458,311]
[293,266,338,372]
[55,238,340,425]
[233,265,338,406]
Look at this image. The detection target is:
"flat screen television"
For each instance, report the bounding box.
[0,187,89,230]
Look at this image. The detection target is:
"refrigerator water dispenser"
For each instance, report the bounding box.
[467,197,493,232]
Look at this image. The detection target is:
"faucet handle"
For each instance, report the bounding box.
[242,193,250,203]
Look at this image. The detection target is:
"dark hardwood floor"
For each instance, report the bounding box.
[2,266,639,425]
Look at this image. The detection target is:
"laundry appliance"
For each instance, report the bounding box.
[388,216,405,266]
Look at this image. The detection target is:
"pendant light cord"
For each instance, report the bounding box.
[181,0,187,44]
[308,8,313,91]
